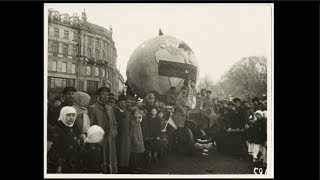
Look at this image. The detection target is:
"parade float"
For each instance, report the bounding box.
[126,31,215,155]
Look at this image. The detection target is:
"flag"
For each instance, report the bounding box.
[159,28,163,36]
[167,116,178,130]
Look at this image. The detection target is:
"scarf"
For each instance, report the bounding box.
[72,92,91,133]
[58,106,77,127]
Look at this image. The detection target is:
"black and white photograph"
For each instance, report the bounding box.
[44,3,274,178]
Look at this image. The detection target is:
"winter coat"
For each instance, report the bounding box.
[247,118,267,145]
[78,143,103,173]
[88,101,118,173]
[129,119,145,153]
[50,121,81,173]
[114,108,131,167]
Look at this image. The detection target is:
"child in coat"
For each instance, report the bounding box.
[79,125,105,173]
[129,108,145,173]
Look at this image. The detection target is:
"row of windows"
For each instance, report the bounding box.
[49,77,75,89]
[53,28,112,51]
[54,28,78,41]
[50,61,76,74]
[50,42,78,56]
[86,66,110,78]
[49,61,111,78]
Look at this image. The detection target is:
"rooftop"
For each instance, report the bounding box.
[48,9,113,39]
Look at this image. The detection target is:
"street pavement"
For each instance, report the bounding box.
[142,148,255,174]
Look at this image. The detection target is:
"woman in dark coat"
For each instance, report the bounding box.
[50,106,81,173]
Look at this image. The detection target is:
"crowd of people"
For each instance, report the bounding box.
[47,85,268,174]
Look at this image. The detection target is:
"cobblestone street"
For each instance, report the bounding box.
[143,148,255,174]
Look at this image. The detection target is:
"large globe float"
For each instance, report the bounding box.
[126,33,199,99]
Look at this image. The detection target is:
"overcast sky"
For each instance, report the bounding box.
[45,3,272,83]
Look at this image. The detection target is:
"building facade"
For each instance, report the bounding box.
[47,9,123,102]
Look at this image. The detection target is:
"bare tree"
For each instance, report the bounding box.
[216,56,267,100]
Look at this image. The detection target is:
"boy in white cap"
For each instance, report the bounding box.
[79,125,105,173]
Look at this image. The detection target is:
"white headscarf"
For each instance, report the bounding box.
[254,110,264,117]
[85,125,105,143]
[58,106,77,127]
[263,110,267,118]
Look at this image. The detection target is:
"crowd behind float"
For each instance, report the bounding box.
[47,84,268,174]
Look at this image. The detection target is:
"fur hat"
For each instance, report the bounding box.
[85,125,105,144]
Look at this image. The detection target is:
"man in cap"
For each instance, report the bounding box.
[88,87,118,173]
[114,95,130,173]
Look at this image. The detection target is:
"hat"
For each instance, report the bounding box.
[263,110,267,118]
[255,110,263,117]
[97,87,110,95]
[62,86,77,95]
[118,95,127,102]
[85,125,105,144]
[233,98,241,103]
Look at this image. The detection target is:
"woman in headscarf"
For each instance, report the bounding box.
[50,106,81,173]
[246,110,267,165]
[72,91,91,142]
